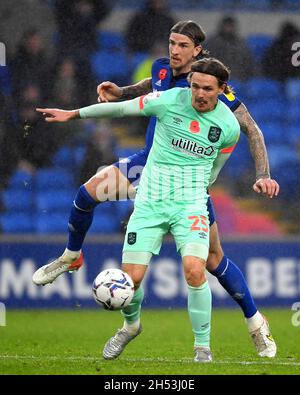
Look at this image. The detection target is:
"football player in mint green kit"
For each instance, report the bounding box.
[36,58,240,362]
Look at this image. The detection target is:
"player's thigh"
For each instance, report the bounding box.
[84,164,135,202]
[171,205,210,258]
[206,221,224,272]
[122,203,168,261]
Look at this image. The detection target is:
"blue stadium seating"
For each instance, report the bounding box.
[89,212,120,233]
[131,52,149,71]
[36,213,68,233]
[8,169,34,191]
[285,0,300,11]
[267,143,298,170]
[286,125,300,145]
[36,191,74,213]
[222,134,252,178]
[0,213,35,233]
[246,34,273,60]
[285,79,300,101]
[2,190,34,213]
[51,147,74,169]
[35,168,74,191]
[245,78,282,99]
[239,0,271,10]
[98,31,125,51]
[91,50,131,86]
[260,121,283,145]
[247,98,287,123]
[287,103,300,123]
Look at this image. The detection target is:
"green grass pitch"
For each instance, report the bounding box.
[0,308,299,375]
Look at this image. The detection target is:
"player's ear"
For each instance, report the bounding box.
[194,45,202,58]
[218,83,226,95]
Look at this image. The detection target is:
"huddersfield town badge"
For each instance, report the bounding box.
[208,126,222,142]
[128,232,137,245]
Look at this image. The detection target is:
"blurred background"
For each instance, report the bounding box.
[0,0,300,309]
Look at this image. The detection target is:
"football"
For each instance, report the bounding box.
[92,268,135,310]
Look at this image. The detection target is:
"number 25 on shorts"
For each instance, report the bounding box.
[188,215,208,232]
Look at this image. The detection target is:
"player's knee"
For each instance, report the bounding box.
[184,257,206,287]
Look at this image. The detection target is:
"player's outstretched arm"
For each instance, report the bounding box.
[233,103,280,198]
[36,108,80,122]
[97,78,152,103]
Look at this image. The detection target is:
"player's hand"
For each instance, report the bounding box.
[97,81,122,103]
[253,178,280,198]
[36,108,78,122]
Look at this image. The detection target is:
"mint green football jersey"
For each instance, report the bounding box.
[136,88,240,204]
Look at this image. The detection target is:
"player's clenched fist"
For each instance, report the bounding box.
[253,178,280,198]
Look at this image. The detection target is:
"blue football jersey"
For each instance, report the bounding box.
[143,57,241,155]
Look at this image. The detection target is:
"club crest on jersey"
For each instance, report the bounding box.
[127,232,137,245]
[208,126,222,142]
[189,120,200,133]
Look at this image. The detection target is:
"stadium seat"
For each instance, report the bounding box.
[35,191,74,213]
[91,50,131,86]
[239,0,271,11]
[285,0,300,11]
[35,168,74,191]
[287,103,300,124]
[73,146,86,168]
[259,121,283,145]
[51,146,74,168]
[267,143,298,170]
[0,213,35,233]
[98,31,125,51]
[245,78,282,100]
[247,98,286,123]
[246,34,273,60]
[228,79,244,99]
[36,213,68,233]
[131,52,149,71]
[89,212,120,233]
[222,134,252,178]
[274,160,300,200]
[286,125,300,145]
[8,169,34,191]
[285,79,300,101]
[2,190,34,212]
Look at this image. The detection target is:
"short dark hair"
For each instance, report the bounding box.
[188,57,230,86]
[170,20,206,46]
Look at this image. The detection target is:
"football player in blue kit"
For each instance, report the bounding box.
[33,20,279,358]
